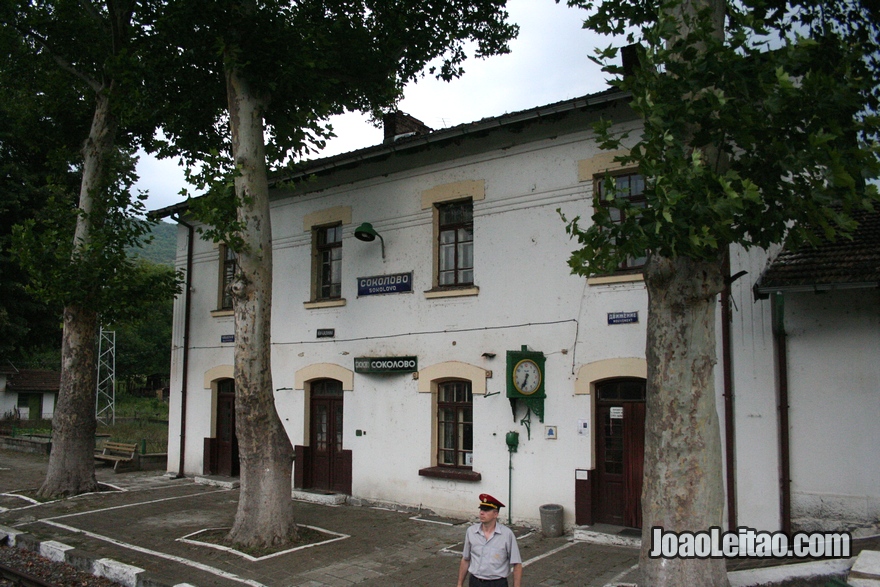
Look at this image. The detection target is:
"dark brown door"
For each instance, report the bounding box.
[595,378,645,528]
[216,379,239,477]
[310,379,345,492]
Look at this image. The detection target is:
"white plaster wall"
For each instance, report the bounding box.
[728,245,781,531]
[785,289,880,530]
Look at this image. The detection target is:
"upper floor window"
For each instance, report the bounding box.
[596,172,647,270]
[219,245,238,310]
[314,224,342,300]
[437,200,473,287]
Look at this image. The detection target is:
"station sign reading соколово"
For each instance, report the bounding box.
[357,272,413,297]
[354,356,418,374]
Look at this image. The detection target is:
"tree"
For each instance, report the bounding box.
[150,0,517,548]
[563,0,879,584]
[2,0,176,498]
[0,22,88,363]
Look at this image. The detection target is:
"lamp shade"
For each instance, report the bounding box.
[354,222,379,242]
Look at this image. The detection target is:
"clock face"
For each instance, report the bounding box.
[513,359,541,395]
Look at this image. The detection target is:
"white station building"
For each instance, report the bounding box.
[154,88,880,534]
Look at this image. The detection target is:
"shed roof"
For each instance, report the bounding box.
[6,369,61,392]
[754,208,880,296]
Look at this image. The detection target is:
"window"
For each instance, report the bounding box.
[219,245,238,310]
[437,200,473,286]
[437,380,473,468]
[596,172,647,270]
[314,224,342,300]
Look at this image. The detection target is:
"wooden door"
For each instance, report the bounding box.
[216,379,239,477]
[595,378,645,528]
[310,379,344,492]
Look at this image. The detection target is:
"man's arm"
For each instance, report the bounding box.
[511,562,522,587]
[457,557,469,587]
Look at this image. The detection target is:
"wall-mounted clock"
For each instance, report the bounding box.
[506,346,546,425]
[513,358,542,395]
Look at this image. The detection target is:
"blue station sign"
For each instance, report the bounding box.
[607,311,639,325]
[357,272,413,297]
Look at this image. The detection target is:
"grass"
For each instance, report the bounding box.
[2,393,170,454]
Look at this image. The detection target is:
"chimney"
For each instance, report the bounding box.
[383,111,432,144]
[621,43,641,79]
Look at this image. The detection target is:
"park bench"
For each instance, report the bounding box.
[94,441,138,472]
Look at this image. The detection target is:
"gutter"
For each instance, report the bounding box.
[721,253,738,530]
[170,213,194,479]
[754,281,880,299]
[772,292,792,534]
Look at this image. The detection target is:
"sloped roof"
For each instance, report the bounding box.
[6,369,61,392]
[150,88,630,220]
[755,208,880,295]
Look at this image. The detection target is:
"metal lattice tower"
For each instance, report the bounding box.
[96,328,116,425]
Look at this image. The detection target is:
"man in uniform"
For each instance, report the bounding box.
[456,493,522,587]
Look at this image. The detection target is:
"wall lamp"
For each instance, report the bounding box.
[354,222,385,259]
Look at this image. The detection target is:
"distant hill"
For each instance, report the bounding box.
[131,221,178,267]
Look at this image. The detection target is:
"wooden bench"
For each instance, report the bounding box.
[94,441,138,472]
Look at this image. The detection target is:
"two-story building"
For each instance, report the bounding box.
[154,87,879,534]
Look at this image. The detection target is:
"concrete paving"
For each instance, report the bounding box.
[0,449,642,587]
[0,448,873,587]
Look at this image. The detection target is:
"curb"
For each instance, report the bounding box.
[0,524,191,587]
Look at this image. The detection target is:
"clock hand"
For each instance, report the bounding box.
[521,373,529,387]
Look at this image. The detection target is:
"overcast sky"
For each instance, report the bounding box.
[137,0,618,214]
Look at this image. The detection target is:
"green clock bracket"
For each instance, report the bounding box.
[506,346,546,428]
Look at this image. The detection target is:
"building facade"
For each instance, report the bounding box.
[156,90,879,533]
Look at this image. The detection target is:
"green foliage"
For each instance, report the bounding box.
[130,221,178,267]
[146,0,518,247]
[563,0,880,276]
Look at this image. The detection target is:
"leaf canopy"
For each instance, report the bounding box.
[564,0,880,276]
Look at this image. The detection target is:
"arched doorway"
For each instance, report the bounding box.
[215,378,239,476]
[295,379,352,494]
[594,377,646,528]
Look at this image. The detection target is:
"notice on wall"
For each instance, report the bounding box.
[609,407,624,419]
[607,311,638,325]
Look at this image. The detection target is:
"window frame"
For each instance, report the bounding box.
[435,379,474,470]
[313,223,343,301]
[436,199,474,288]
[218,244,238,311]
[595,170,647,272]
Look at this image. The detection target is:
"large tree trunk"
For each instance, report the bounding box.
[639,254,728,587]
[39,91,116,498]
[224,62,296,548]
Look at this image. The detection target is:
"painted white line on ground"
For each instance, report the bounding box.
[45,487,230,521]
[1,492,40,505]
[604,562,639,586]
[178,524,350,562]
[522,540,576,567]
[42,519,268,587]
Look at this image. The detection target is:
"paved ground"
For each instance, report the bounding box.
[1,448,875,587]
[0,449,641,587]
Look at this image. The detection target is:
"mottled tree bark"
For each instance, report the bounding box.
[639,254,728,587]
[39,91,116,498]
[224,61,296,547]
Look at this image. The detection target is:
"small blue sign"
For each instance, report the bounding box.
[357,272,413,297]
[221,334,235,343]
[607,311,639,325]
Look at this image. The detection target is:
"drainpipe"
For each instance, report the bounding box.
[171,214,194,479]
[721,253,738,530]
[772,292,792,534]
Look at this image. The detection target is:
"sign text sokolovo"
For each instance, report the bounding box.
[357,272,413,296]
[354,356,418,374]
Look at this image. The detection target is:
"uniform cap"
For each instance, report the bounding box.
[479,493,505,509]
